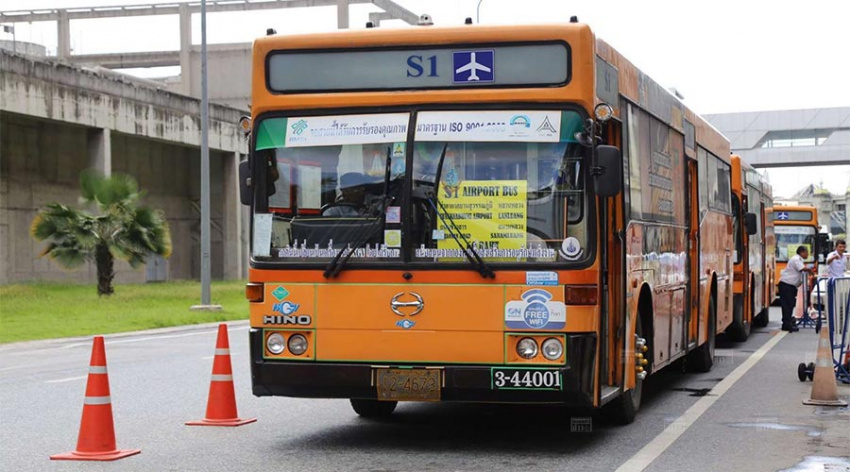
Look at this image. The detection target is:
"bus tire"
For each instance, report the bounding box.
[604,316,645,425]
[688,295,716,373]
[753,307,769,328]
[350,399,397,418]
[728,293,750,342]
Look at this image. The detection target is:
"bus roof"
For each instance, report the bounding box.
[251,22,729,160]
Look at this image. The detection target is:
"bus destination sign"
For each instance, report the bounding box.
[267,43,569,93]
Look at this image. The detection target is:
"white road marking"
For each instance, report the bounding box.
[201,352,240,360]
[44,375,88,384]
[615,331,788,472]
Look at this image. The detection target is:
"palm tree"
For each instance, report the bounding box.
[31,171,172,296]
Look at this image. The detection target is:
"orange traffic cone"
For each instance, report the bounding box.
[803,319,848,407]
[186,324,256,427]
[51,337,141,461]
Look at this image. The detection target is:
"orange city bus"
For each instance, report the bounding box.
[728,155,775,340]
[772,205,819,296]
[240,20,733,423]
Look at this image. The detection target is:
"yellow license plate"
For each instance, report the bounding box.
[376,368,441,402]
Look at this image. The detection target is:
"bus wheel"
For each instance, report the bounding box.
[753,307,769,328]
[605,317,645,425]
[350,399,397,418]
[688,296,716,373]
[728,292,755,343]
[728,294,751,342]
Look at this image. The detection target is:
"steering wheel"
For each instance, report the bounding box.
[320,202,363,216]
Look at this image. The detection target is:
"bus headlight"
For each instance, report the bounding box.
[541,338,564,360]
[267,333,285,354]
[288,334,308,355]
[516,337,538,359]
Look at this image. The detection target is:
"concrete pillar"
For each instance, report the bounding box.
[337,0,350,29]
[57,10,71,60]
[179,3,193,96]
[87,128,112,176]
[222,152,243,279]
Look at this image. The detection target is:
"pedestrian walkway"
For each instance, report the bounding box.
[646,308,850,472]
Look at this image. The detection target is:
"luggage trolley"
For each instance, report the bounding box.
[798,276,850,383]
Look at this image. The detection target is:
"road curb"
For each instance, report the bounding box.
[0,320,250,352]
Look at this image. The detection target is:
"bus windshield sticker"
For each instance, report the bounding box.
[275,244,401,259]
[505,289,566,330]
[255,113,409,150]
[559,237,582,260]
[436,180,527,252]
[386,206,401,224]
[252,213,273,257]
[526,271,559,286]
[415,111,579,143]
[391,143,406,176]
[384,229,402,248]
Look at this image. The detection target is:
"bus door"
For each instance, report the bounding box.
[687,157,700,349]
[603,120,625,389]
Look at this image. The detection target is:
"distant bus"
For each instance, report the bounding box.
[241,19,732,424]
[772,205,819,295]
[728,155,775,340]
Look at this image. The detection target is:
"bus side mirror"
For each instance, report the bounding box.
[745,212,758,235]
[239,160,252,206]
[593,145,623,198]
[816,233,830,255]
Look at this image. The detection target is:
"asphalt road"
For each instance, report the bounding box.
[1,307,848,472]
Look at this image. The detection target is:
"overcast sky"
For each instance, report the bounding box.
[2,0,848,196]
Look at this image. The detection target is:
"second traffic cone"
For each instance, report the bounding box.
[187,324,256,426]
[51,337,141,461]
[803,319,848,406]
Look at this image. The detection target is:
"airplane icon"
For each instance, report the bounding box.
[455,52,492,81]
[452,50,494,83]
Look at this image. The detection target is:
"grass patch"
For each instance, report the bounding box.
[0,281,248,343]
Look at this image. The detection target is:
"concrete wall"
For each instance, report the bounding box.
[0,50,249,285]
[187,45,253,111]
[1,111,249,284]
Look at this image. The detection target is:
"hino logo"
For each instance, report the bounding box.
[263,315,312,325]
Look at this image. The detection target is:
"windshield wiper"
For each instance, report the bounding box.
[322,217,382,278]
[428,143,495,279]
[427,194,495,279]
[323,147,392,278]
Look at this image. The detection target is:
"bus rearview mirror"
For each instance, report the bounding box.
[745,212,758,235]
[239,160,252,206]
[816,233,830,255]
[593,145,623,198]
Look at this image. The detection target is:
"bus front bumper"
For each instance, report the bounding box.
[249,329,596,406]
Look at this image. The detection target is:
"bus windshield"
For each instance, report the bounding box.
[775,225,816,262]
[250,109,589,266]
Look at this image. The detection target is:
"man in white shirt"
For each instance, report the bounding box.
[778,246,812,332]
[826,239,848,279]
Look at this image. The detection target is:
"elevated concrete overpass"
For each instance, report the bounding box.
[0,0,422,110]
[706,107,850,168]
[0,49,247,284]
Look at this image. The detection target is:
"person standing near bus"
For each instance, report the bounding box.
[778,246,813,332]
[826,239,849,279]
